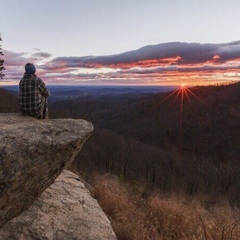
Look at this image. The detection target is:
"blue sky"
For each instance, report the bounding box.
[1,0,240,85]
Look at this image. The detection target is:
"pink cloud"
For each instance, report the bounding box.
[1,41,240,85]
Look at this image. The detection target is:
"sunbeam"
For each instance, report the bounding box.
[155,84,205,153]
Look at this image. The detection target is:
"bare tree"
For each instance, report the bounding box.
[0,33,4,79]
[215,163,238,195]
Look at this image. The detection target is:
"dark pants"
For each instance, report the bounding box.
[38,96,49,119]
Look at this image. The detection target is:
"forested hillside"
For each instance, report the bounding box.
[49,82,240,205]
[50,83,240,160]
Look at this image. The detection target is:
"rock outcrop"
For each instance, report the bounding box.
[0,170,117,240]
[0,113,93,227]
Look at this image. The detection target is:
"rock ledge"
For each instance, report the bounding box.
[0,113,93,227]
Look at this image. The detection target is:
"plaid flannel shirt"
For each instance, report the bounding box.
[19,73,50,117]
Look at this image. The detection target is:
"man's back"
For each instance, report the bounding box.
[19,63,50,119]
[19,73,42,117]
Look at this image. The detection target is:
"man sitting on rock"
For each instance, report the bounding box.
[19,63,50,119]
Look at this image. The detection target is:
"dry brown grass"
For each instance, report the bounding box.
[93,174,240,240]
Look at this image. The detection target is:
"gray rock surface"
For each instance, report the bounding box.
[0,170,117,240]
[0,113,93,227]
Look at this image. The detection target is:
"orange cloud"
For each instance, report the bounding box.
[67,56,182,69]
[213,55,221,62]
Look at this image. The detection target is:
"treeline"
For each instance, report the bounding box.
[72,128,240,207]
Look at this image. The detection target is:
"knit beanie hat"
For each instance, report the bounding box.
[25,63,36,74]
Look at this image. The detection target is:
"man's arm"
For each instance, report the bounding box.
[38,78,50,97]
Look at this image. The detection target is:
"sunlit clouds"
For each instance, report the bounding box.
[2,41,240,85]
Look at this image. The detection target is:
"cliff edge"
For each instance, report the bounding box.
[0,113,93,227]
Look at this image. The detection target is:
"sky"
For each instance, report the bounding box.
[1,0,240,86]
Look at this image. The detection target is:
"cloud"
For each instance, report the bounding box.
[31,52,52,61]
[42,41,240,71]
[1,41,240,85]
[3,50,29,67]
[2,50,53,81]
[33,48,41,51]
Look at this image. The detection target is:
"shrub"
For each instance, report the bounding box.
[93,174,240,240]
